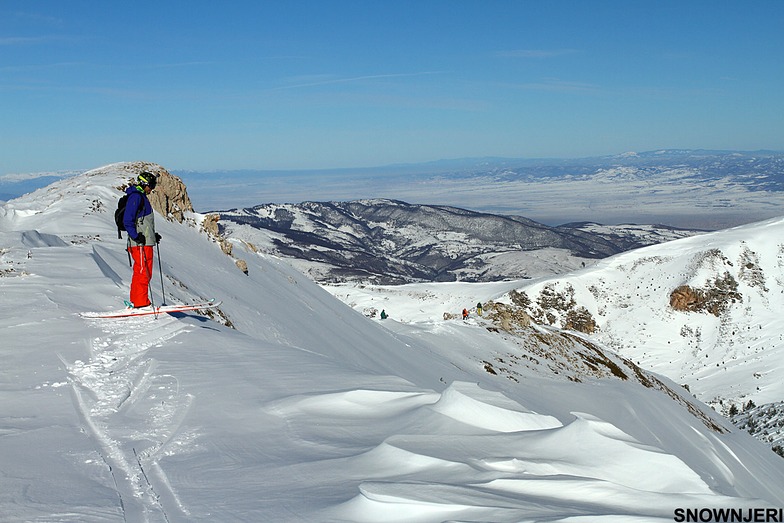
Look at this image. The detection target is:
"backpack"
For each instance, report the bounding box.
[114,193,142,239]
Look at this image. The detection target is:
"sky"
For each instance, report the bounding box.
[2,1,784,175]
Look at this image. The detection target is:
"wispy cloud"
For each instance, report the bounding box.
[1,60,213,80]
[0,36,52,45]
[0,34,76,46]
[513,78,600,93]
[496,49,579,59]
[10,11,65,27]
[138,61,216,71]
[270,71,447,91]
[508,78,721,99]
[0,61,88,73]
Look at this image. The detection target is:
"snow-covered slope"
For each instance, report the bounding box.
[2,163,784,522]
[216,199,702,284]
[496,218,784,449]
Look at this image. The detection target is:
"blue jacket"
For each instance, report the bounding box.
[123,186,156,246]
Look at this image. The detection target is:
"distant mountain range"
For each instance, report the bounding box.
[4,150,783,229]
[175,149,784,229]
[216,199,702,284]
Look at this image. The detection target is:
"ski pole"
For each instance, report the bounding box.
[156,242,166,305]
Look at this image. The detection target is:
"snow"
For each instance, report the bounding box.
[2,163,784,522]
[500,218,784,409]
[176,157,784,230]
[323,280,520,323]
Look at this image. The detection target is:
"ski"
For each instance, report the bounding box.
[81,300,221,319]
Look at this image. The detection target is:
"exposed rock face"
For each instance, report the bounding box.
[118,161,194,222]
[670,285,701,312]
[200,213,234,257]
[484,301,532,332]
[504,285,598,335]
[669,273,742,317]
[113,162,249,275]
[564,306,597,334]
[201,214,220,237]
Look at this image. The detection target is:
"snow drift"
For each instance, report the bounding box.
[1,162,783,522]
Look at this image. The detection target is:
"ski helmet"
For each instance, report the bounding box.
[138,172,157,189]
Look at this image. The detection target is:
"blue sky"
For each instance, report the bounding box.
[2,1,783,175]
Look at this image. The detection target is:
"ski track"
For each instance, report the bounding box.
[63,314,194,522]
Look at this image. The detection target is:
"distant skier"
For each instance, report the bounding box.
[124,173,161,308]
[380,309,388,320]
[476,302,483,316]
[462,308,469,321]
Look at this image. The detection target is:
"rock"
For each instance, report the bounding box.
[202,214,220,238]
[235,259,248,275]
[118,162,194,222]
[670,285,701,312]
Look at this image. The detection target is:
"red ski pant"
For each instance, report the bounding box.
[129,245,154,307]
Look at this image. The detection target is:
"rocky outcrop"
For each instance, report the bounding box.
[669,285,701,312]
[484,301,532,332]
[201,214,220,237]
[200,213,235,257]
[564,306,598,334]
[116,162,194,222]
[235,259,248,275]
[116,162,248,276]
[503,285,598,335]
[669,272,742,316]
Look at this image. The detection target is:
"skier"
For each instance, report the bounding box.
[380,309,388,320]
[124,173,161,308]
[462,308,469,321]
[476,302,483,316]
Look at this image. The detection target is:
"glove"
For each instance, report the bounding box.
[155,233,162,244]
[134,233,146,245]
